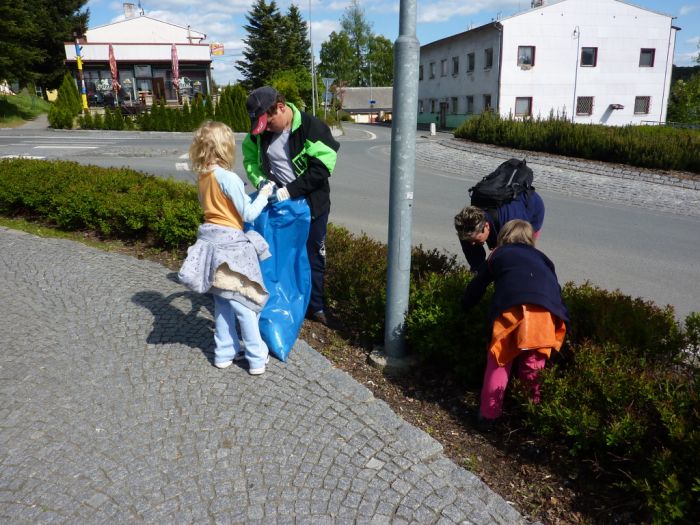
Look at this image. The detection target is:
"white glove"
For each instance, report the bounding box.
[258,181,274,197]
[275,186,290,202]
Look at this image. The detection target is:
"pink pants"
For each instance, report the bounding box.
[479,349,546,420]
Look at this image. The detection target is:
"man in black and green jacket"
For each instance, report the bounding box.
[243,86,340,325]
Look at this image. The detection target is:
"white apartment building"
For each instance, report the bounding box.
[418,0,679,128]
[64,4,212,108]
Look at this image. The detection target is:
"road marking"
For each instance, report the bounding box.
[33,146,98,149]
[0,154,46,159]
[175,162,190,171]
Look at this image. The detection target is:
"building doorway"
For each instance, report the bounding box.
[439,102,448,129]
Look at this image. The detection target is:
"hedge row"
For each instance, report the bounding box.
[454,112,700,173]
[1,159,698,522]
[0,159,201,249]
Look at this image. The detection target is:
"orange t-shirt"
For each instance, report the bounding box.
[198,170,243,230]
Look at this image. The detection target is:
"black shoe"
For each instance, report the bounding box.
[308,310,328,325]
[476,414,498,432]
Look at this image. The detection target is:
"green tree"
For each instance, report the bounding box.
[237,0,285,89]
[0,0,45,86]
[270,68,310,109]
[33,0,90,89]
[667,44,700,124]
[281,4,311,72]
[318,31,358,87]
[229,84,250,132]
[0,0,89,90]
[318,2,393,89]
[368,35,394,87]
[340,0,372,86]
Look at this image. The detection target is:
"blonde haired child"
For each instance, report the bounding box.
[179,121,275,374]
[462,219,569,423]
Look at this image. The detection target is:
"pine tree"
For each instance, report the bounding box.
[230,84,251,132]
[281,4,311,72]
[181,101,192,131]
[237,0,285,89]
[204,94,214,120]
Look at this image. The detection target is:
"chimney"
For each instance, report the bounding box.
[531,0,544,7]
[123,3,136,18]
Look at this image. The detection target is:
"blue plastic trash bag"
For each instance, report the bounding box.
[246,197,311,361]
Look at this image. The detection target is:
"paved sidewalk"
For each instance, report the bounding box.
[16,113,49,130]
[0,227,528,524]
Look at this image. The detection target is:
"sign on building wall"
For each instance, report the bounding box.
[210,42,224,56]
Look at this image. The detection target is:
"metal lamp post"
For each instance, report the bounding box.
[308,0,316,116]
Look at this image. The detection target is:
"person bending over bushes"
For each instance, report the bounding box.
[462,219,569,424]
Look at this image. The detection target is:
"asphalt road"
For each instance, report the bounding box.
[1,122,698,319]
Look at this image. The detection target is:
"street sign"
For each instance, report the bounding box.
[369,99,376,104]
[322,77,334,90]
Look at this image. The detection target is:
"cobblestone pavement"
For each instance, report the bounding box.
[0,228,528,524]
[415,136,699,218]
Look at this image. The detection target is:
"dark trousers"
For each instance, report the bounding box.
[306,209,328,314]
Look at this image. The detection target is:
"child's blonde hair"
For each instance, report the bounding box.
[497,219,534,247]
[189,121,235,172]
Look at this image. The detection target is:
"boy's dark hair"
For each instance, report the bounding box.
[454,206,487,240]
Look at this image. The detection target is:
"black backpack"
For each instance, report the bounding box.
[468,158,535,209]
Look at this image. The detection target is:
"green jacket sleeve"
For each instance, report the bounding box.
[242,133,266,189]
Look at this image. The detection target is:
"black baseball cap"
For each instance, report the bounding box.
[246,86,278,135]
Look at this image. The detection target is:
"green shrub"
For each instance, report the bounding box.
[454,113,700,173]
[325,225,388,341]
[0,159,201,248]
[562,281,683,361]
[523,342,700,523]
[47,104,74,129]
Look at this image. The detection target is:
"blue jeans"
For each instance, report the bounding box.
[213,295,268,369]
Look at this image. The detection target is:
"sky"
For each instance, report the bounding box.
[85,0,700,86]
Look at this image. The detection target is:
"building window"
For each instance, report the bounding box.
[429,62,435,79]
[466,96,474,114]
[581,47,597,67]
[467,53,475,72]
[419,65,423,81]
[634,96,651,114]
[484,48,493,69]
[441,59,448,76]
[483,94,492,111]
[515,97,532,116]
[517,46,535,67]
[576,96,594,115]
[430,99,436,113]
[418,99,423,113]
[639,48,655,67]
[451,97,459,113]
[452,56,459,75]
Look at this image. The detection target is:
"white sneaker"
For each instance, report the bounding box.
[214,360,233,369]
[248,356,270,376]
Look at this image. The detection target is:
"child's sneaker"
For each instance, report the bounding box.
[233,352,246,362]
[248,356,270,376]
[214,360,233,369]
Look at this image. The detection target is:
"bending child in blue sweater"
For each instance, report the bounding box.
[462,219,569,422]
